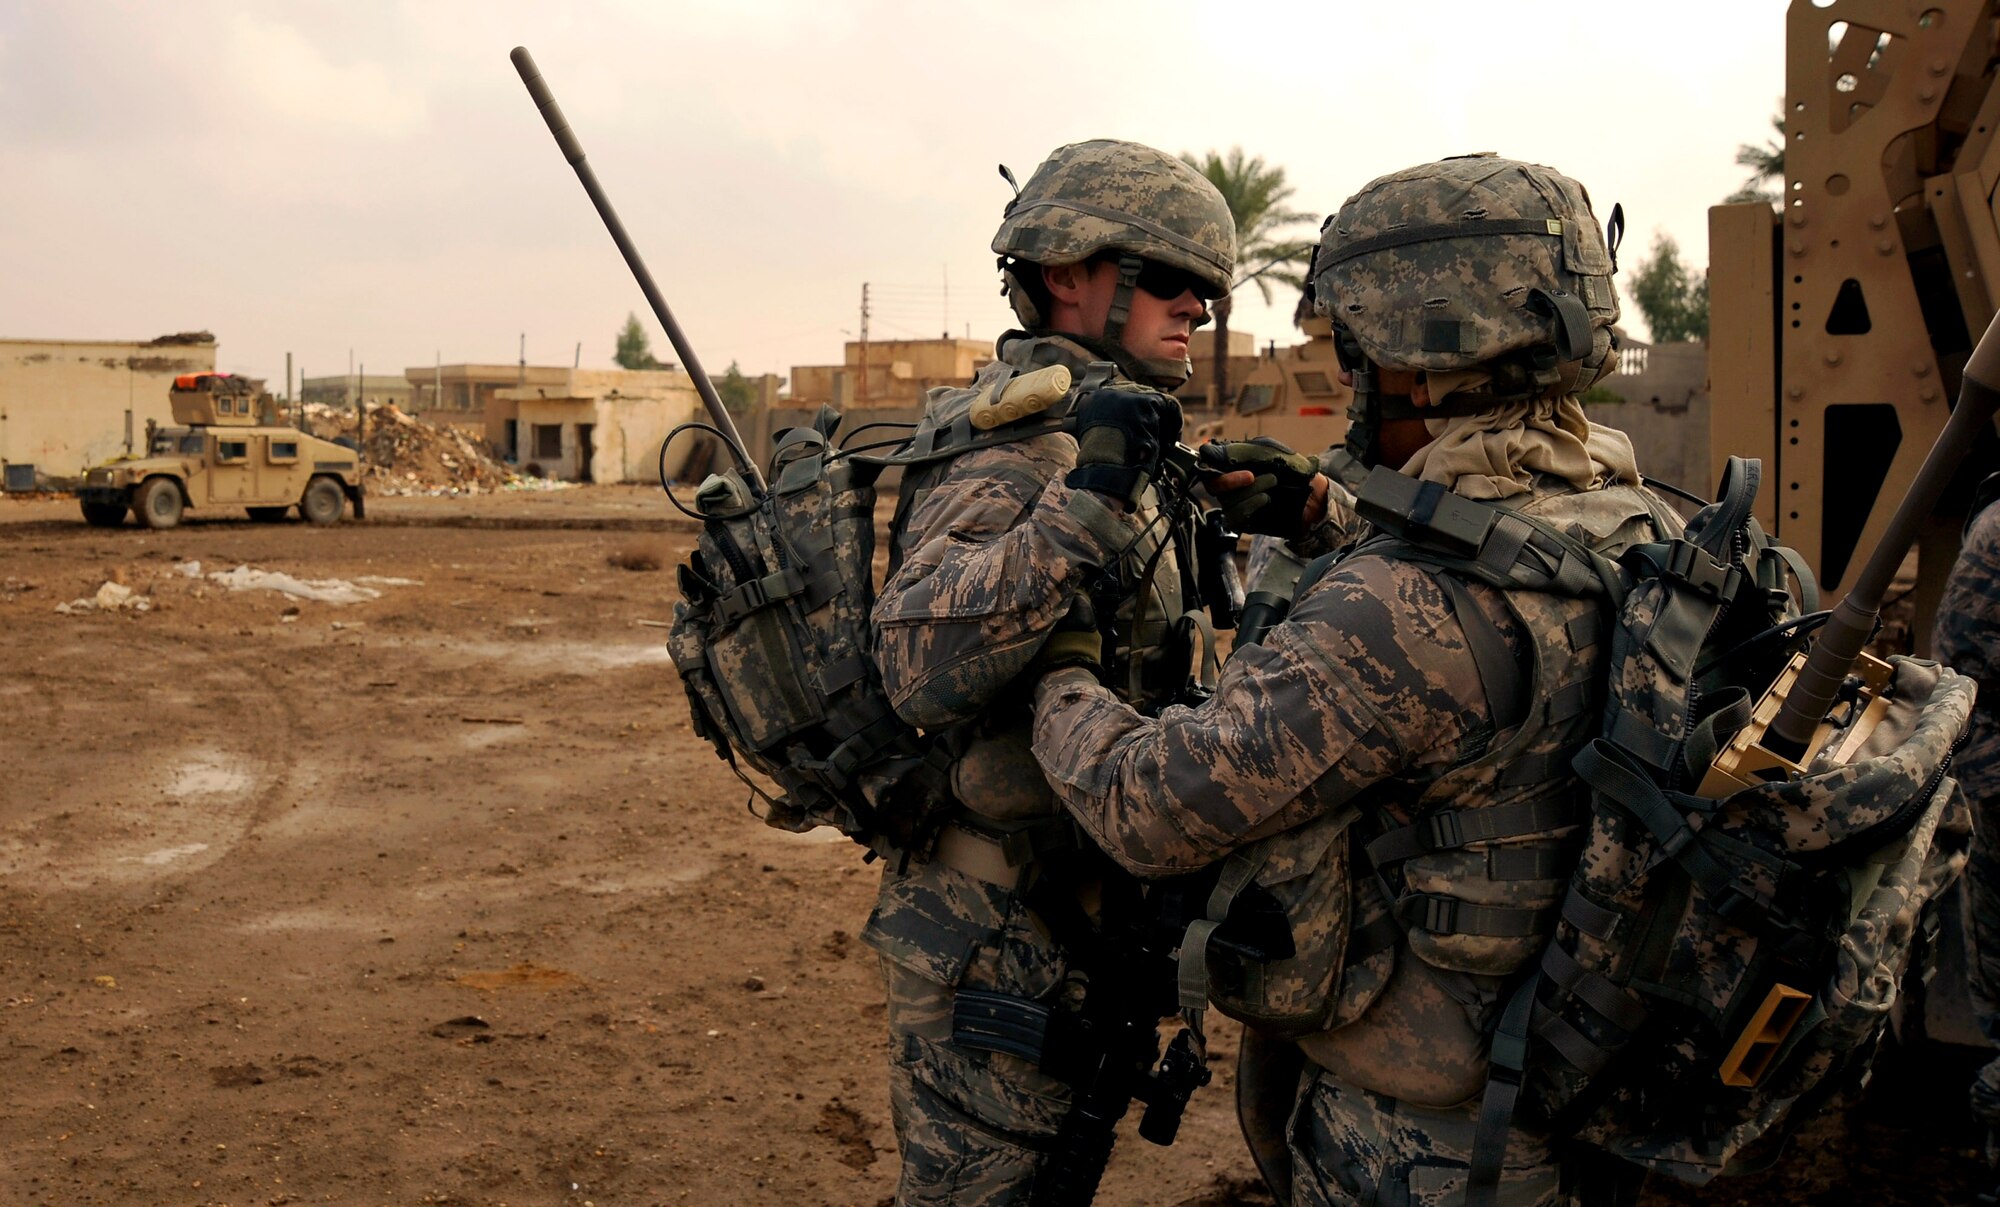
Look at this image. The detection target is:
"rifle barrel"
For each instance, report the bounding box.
[509,46,763,491]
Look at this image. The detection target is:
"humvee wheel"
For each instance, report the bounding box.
[300,477,345,526]
[135,477,184,531]
[247,506,289,523]
[80,499,128,528]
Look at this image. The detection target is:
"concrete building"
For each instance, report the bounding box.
[403,363,573,427]
[1585,334,1711,495]
[789,337,992,409]
[0,332,218,488]
[493,368,702,483]
[301,374,415,411]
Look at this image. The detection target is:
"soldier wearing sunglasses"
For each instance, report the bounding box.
[862,139,1236,1203]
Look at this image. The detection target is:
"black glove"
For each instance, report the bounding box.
[1198,437,1320,540]
[1066,388,1183,504]
[1027,596,1103,680]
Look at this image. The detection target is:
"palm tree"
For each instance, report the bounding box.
[1728,113,1786,205]
[1181,148,1318,407]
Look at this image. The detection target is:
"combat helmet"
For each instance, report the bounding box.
[1311,154,1623,463]
[993,139,1236,386]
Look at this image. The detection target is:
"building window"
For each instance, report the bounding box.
[533,424,563,459]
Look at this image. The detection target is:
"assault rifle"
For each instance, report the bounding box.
[951,869,1220,1207]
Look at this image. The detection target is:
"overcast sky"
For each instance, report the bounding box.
[0,0,1788,391]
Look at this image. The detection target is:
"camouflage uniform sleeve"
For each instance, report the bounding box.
[1936,506,2000,808]
[875,437,1149,730]
[1031,555,1488,876]
[1934,506,2000,1035]
[1288,473,1363,562]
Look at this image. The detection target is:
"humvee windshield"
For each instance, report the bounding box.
[149,429,204,456]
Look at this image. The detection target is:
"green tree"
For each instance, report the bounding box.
[1180,147,1318,405]
[1629,232,1710,343]
[1726,113,1786,205]
[614,312,664,370]
[717,360,757,415]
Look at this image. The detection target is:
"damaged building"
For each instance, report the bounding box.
[0,332,218,488]
[491,368,705,483]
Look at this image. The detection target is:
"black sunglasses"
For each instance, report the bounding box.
[1097,255,1218,301]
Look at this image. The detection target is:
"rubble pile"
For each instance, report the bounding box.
[301,403,522,496]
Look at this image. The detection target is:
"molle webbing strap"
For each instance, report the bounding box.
[1560,889,1622,941]
[802,698,917,791]
[1466,977,1538,1207]
[1766,542,1821,612]
[1440,576,1525,731]
[1344,912,1404,960]
[1323,217,1564,267]
[1365,797,1574,867]
[1539,939,1648,1033]
[1486,846,1570,881]
[1395,893,1552,938]
[1355,467,1623,602]
[711,565,809,625]
[1573,740,1766,927]
[1177,847,1270,1011]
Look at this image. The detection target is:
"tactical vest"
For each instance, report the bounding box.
[669,341,1210,855]
[1181,457,1971,1203]
[1178,472,1668,1045]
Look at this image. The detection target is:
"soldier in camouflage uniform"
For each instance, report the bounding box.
[862,139,1236,1204]
[1934,481,2000,1169]
[1026,156,1672,1205]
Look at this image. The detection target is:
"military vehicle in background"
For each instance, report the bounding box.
[76,373,365,530]
[1709,0,2000,657]
[1186,315,1354,450]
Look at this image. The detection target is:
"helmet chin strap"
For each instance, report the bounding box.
[1101,253,1192,388]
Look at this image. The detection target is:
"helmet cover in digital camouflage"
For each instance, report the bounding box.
[1312,154,1620,391]
[993,139,1236,298]
[992,140,1236,385]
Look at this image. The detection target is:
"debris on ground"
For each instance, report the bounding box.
[301,403,528,497]
[55,581,152,615]
[207,565,387,605]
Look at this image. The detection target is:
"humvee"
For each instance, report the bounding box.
[1185,314,1353,452]
[77,373,365,530]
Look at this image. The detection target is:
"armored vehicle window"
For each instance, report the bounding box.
[217,440,248,462]
[1238,384,1276,416]
[150,431,176,454]
[180,434,205,455]
[1295,371,1337,396]
[269,440,299,462]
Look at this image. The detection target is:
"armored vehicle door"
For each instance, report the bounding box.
[210,434,252,503]
[263,433,305,503]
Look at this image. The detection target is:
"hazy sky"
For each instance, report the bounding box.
[0,1,1788,391]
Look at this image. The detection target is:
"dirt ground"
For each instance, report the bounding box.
[0,485,1989,1206]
